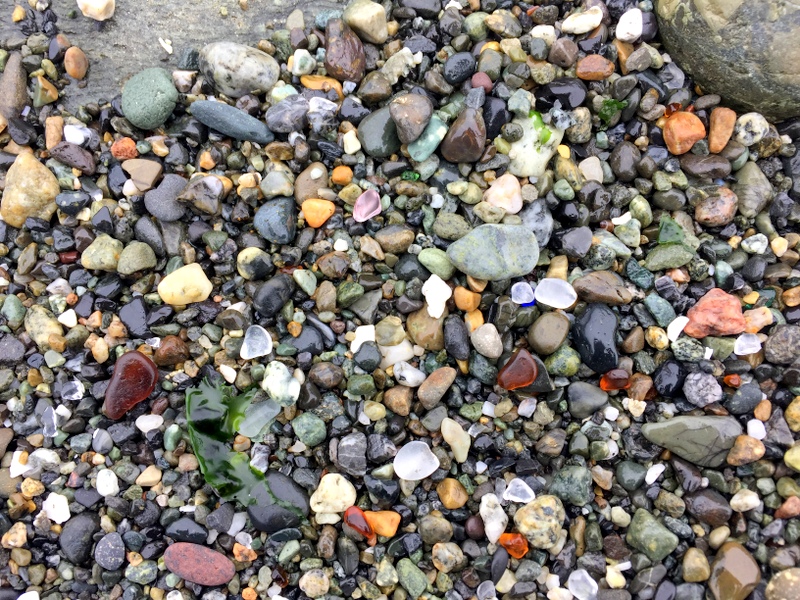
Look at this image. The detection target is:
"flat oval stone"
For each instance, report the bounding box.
[572,303,619,373]
[103,351,159,420]
[164,542,236,586]
[324,19,365,83]
[190,100,274,144]
[446,224,539,281]
[199,41,280,98]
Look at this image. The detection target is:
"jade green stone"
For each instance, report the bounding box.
[616,460,647,492]
[121,68,179,130]
[337,281,365,308]
[347,374,376,396]
[549,466,593,507]
[644,243,695,271]
[417,248,455,280]
[643,293,676,327]
[397,558,428,600]
[544,344,581,377]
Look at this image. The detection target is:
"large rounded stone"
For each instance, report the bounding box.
[656,0,800,119]
[121,68,178,130]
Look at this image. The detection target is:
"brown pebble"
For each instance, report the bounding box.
[64,46,89,80]
[663,111,706,155]
[576,54,615,80]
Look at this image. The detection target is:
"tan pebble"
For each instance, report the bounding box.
[64,46,89,79]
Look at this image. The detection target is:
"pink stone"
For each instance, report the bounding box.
[353,189,382,223]
[471,72,493,94]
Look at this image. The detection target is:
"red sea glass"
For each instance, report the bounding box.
[103,350,159,419]
[498,532,529,559]
[343,506,377,546]
[496,349,538,390]
[599,368,631,391]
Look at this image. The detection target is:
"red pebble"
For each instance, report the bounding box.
[103,350,159,419]
[343,506,377,546]
[496,348,538,390]
[599,368,631,391]
[471,71,493,94]
[164,542,236,586]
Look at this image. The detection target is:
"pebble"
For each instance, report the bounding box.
[190,100,274,144]
[446,224,539,280]
[199,42,280,97]
[158,263,213,305]
[393,441,440,480]
[121,68,178,130]
[77,0,115,20]
[0,151,60,227]
[310,473,357,513]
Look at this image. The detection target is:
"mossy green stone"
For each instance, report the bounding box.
[616,460,647,492]
[337,281,365,308]
[549,466,593,507]
[347,374,376,396]
[417,248,455,280]
[292,412,327,446]
[121,68,179,130]
[643,293,676,327]
[627,509,678,562]
[544,344,581,377]
[644,244,695,271]
[397,558,428,600]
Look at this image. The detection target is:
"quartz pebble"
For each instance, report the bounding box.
[534,278,577,309]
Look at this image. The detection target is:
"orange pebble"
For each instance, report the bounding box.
[242,589,257,600]
[331,165,353,186]
[464,309,484,333]
[454,286,480,312]
[300,75,344,99]
[498,532,529,559]
[363,510,401,538]
[110,137,138,160]
[233,542,257,562]
[287,321,303,337]
[302,198,336,228]
[753,399,772,422]
[64,46,89,80]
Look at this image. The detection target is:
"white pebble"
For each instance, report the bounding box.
[310,473,358,512]
[350,325,376,353]
[734,333,762,356]
[479,493,508,543]
[96,469,120,496]
[228,512,248,536]
[615,8,643,42]
[503,478,536,503]
[603,406,620,421]
[393,361,426,387]
[747,419,767,440]
[534,278,577,309]
[333,238,349,252]
[422,274,452,319]
[667,316,689,342]
[578,156,603,183]
[135,414,164,434]
[730,488,761,513]
[42,492,71,524]
[393,441,440,481]
[342,129,362,154]
[645,463,666,485]
[57,309,78,328]
[561,6,603,34]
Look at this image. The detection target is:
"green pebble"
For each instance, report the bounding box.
[347,374,376,396]
[418,248,455,280]
[644,243,695,271]
[291,412,327,446]
[337,281,365,308]
[544,344,581,377]
[553,179,575,201]
[121,68,179,130]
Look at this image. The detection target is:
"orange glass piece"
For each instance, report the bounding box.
[665,102,683,117]
[272,566,289,588]
[599,368,631,391]
[497,349,538,390]
[498,532,529,559]
[723,374,742,388]
[344,506,376,546]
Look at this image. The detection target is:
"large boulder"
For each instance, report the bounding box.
[656,0,800,120]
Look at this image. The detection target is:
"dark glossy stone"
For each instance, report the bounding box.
[325,19,365,83]
[535,78,588,111]
[253,274,295,317]
[443,52,476,85]
[254,197,296,245]
[248,471,310,533]
[573,304,619,373]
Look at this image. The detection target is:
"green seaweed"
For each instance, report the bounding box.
[185,379,262,506]
[598,99,628,126]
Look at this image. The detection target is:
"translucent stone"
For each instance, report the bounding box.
[393,361,426,387]
[393,441,440,480]
[667,316,689,341]
[422,274,452,319]
[533,278,577,309]
[42,406,58,438]
[238,400,282,438]
[496,348,538,390]
[734,333,762,355]
[510,281,535,305]
[353,189,382,222]
[747,419,766,440]
[135,414,164,434]
[477,581,496,600]
[518,397,537,418]
[479,493,508,543]
[567,569,599,600]
[502,478,536,503]
[241,325,274,360]
[261,361,301,406]
[103,351,159,420]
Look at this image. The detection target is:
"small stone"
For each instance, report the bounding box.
[302,199,336,228]
[262,361,300,406]
[81,234,123,272]
[393,441,440,480]
[1,152,60,228]
[663,112,706,155]
[64,46,89,79]
[684,288,746,339]
[436,478,469,509]
[561,6,603,34]
[103,351,159,419]
[199,42,280,98]
[440,418,470,463]
[158,263,213,305]
[190,100,274,144]
[709,542,761,600]
[446,225,539,280]
[77,0,115,20]
[483,173,522,215]
[709,107,737,153]
[121,68,178,130]
[471,323,503,359]
[533,278,577,309]
[627,509,678,562]
[514,495,565,549]
[683,547,711,583]
[310,473,357,513]
[164,542,236,586]
[765,568,800,600]
[343,0,388,44]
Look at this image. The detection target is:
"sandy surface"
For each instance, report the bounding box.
[5,0,345,112]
